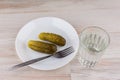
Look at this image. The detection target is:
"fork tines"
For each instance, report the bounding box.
[55,46,74,58]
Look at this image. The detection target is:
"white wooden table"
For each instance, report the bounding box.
[0,0,120,80]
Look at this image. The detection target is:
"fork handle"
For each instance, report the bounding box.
[11,55,52,70]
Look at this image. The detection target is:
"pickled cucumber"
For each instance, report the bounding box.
[28,40,57,54]
[39,32,66,46]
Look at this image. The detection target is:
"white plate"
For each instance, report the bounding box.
[15,17,79,70]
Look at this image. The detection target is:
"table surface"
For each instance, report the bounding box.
[0,0,120,80]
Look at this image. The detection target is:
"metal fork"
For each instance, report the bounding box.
[11,46,74,70]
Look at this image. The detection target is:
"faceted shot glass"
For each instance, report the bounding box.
[78,26,110,68]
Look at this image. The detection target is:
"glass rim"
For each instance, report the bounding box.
[79,26,110,52]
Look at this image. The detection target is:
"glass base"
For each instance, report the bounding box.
[78,57,97,68]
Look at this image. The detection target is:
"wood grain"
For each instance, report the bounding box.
[0,0,120,80]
